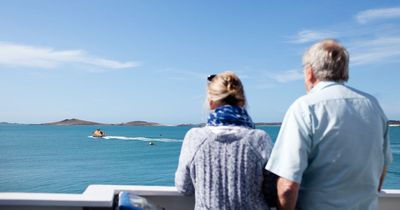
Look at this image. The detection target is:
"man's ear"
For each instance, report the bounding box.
[305,66,316,84]
[305,66,317,93]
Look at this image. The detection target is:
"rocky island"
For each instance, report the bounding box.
[116,121,161,126]
[42,118,105,125]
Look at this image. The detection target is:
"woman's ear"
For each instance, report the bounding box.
[209,99,221,110]
[209,99,216,110]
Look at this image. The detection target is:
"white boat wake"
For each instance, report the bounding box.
[88,135,182,143]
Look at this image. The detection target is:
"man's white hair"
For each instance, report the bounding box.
[303,39,349,82]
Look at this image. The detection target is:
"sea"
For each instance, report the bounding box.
[0,124,399,193]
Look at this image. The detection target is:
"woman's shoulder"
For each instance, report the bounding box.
[180,127,213,158]
[182,127,213,146]
[246,128,270,139]
[246,128,273,155]
[185,127,212,139]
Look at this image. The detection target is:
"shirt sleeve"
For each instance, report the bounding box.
[175,129,196,195]
[265,100,312,184]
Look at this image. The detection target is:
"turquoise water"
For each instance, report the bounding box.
[0,125,399,193]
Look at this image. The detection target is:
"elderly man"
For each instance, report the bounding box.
[266,39,392,210]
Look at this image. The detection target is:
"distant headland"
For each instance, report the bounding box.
[0,122,19,125]
[255,122,282,126]
[41,119,283,127]
[389,120,400,126]
[1,118,399,127]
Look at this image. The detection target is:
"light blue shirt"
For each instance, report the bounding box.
[266,81,392,210]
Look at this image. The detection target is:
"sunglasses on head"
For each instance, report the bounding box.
[207,74,216,82]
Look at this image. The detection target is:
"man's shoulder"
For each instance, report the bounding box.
[344,85,378,101]
[287,95,312,113]
[293,84,378,105]
[335,85,383,109]
[287,84,386,122]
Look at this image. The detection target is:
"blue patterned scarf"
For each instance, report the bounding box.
[207,105,255,129]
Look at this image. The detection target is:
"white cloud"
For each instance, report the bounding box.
[288,7,400,66]
[0,42,139,70]
[356,7,400,24]
[270,69,303,83]
[350,37,400,65]
[289,30,339,43]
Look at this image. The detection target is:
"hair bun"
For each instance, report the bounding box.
[224,75,237,91]
[207,71,246,106]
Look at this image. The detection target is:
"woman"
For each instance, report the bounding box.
[175,71,273,210]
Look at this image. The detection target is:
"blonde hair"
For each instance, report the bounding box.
[207,71,246,107]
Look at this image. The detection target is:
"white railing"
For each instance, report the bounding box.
[0,185,399,210]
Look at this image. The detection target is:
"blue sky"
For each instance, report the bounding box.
[0,0,399,124]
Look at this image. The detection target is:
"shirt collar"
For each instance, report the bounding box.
[310,81,343,93]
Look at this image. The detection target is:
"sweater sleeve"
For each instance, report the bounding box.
[248,129,273,166]
[175,128,197,195]
[258,131,273,165]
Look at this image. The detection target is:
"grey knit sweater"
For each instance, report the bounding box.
[175,126,273,210]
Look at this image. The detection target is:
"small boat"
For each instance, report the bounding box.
[149,142,154,145]
[92,129,106,138]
